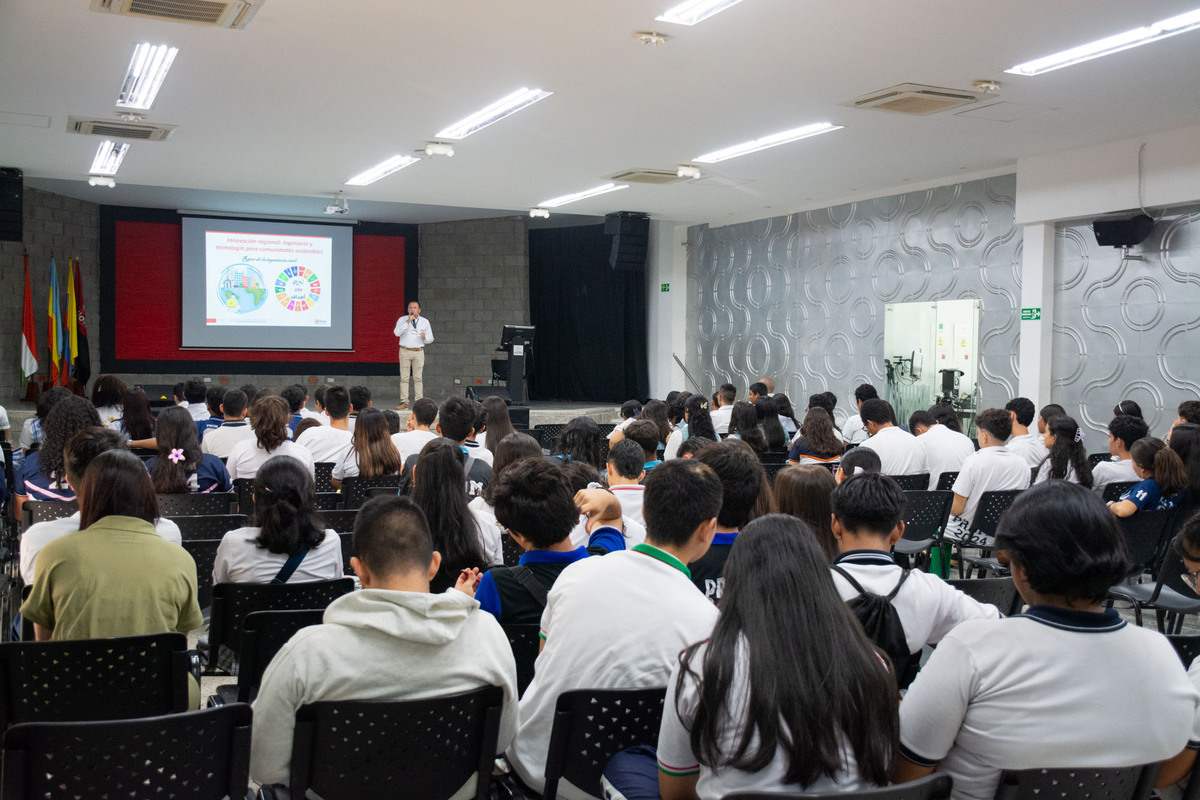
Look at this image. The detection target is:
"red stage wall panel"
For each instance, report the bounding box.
[112,220,404,363]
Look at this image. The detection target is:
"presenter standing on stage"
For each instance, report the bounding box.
[394,301,433,409]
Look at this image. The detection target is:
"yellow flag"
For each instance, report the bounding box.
[67,258,79,360]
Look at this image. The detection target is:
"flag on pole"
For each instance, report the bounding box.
[72,258,91,387]
[20,255,38,381]
[47,257,62,386]
[64,258,77,384]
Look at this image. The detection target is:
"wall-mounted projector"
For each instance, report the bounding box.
[1093,213,1154,248]
[324,194,350,216]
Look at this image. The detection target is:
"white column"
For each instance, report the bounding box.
[1017,222,1055,405]
[646,221,691,398]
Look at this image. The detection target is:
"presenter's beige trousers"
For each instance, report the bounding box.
[400,347,425,404]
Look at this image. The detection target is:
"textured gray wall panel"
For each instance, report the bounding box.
[690,175,1020,426]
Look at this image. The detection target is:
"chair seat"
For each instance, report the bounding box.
[962,555,1008,577]
[1107,580,1158,605]
[207,684,239,707]
[893,538,935,555]
[1150,586,1200,615]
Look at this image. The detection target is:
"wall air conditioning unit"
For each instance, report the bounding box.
[68,116,177,141]
[850,83,984,115]
[89,0,265,29]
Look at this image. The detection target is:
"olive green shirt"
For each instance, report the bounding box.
[21,515,203,640]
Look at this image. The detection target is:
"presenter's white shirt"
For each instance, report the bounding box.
[391,429,438,464]
[859,426,926,476]
[1093,458,1138,489]
[394,315,434,348]
[296,424,353,466]
[950,446,1030,525]
[212,527,343,584]
[21,512,181,584]
[225,438,315,480]
[710,405,733,435]
[899,607,1198,800]
[202,421,256,459]
[1005,431,1048,467]
[918,424,977,490]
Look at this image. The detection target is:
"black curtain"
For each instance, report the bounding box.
[529,224,649,402]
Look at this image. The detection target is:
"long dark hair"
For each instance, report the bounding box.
[678,514,897,785]
[482,396,516,456]
[685,394,717,441]
[555,417,604,469]
[151,406,204,494]
[484,432,542,504]
[772,394,800,431]
[120,389,156,440]
[1169,424,1200,494]
[1131,437,1188,497]
[352,408,403,479]
[1044,415,1093,488]
[79,449,159,529]
[412,439,486,579]
[250,396,289,452]
[640,400,672,446]
[252,456,326,556]
[799,407,844,457]
[40,396,101,482]
[755,398,787,451]
[667,393,690,426]
[729,402,766,453]
[774,465,838,560]
[90,374,128,408]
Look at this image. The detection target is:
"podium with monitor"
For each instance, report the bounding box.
[497,324,535,404]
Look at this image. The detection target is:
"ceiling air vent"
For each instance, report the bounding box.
[68,116,177,141]
[610,168,687,185]
[850,83,984,115]
[89,0,265,29]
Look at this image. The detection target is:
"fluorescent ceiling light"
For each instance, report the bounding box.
[1005,8,1200,76]
[115,43,179,110]
[89,140,130,176]
[344,154,421,186]
[656,0,745,26]
[693,122,843,163]
[538,183,629,208]
[436,87,553,140]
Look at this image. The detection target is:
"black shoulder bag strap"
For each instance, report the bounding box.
[271,545,311,585]
[831,564,911,598]
[511,566,550,609]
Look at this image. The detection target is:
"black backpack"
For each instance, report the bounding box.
[832,566,920,689]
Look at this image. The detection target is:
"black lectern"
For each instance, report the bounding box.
[498,324,535,404]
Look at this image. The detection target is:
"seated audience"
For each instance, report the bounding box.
[1114,399,1143,419]
[14,395,100,517]
[402,396,494,496]
[1034,415,1094,488]
[947,409,1031,544]
[1093,414,1149,490]
[710,383,737,435]
[831,473,1000,688]
[774,393,801,437]
[606,439,647,527]
[239,383,260,408]
[201,389,257,459]
[788,407,844,464]
[858,399,926,476]
[197,385,226,440]
[895,481,1199,800]
[311,385,328,419]
[506,459,722,794]
[1005,398,1062,467]
[249,495,518,793]
[412,438,490,590]
[21,449,202,642]
[804,391,841,443]
[21,428,181,584]
[624,419,666,471]
[841,383,878,445]
[469,432,543,562]
[296,384,323,424]
[19,386,70,454]
[835,447,882,484]
[639,399,673,453]
[280,384,307,434]
[1169,423,1200,495]
[678,436,714,460]
[226,396,315,479]
[478,395,516,454]
[609,399,643,442]
[564,457,644,551]
[183,378,210,422]
[292,418,322,441]
[392,397,439,463]
[147,406,231,494]
[774,464,837,560]
[471,458,589,624]
[747,381,769,404]
[666,394,717,460]
[690,439,767,602]
[171,382,186,407]
[91,374,128,431]
[213,456,342,583]
[727,401,767,454]
[637,513,897,800]
[755,398,789,452]
[911,406,975,489]
[331,407,403,483]
[348,384,373,424]
[1109,437,1188,518]
[382,408,401,435]
[1161,516,1200,791]
[296,384,353,465]
[119,388,156,442]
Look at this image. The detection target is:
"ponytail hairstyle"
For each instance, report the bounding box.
[1131,437,1188,497]
[411,439,486,579]
[252,455,325,556]
[151,406,204,494]
[250,396,290,452]
[351,408,404,479]
[729,401,767,453]
[1045,415,1093,488]
[684,394,717,441]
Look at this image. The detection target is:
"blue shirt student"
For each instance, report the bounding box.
[14,451,75,503]
[1120,478,1180,513]
[144,453,231,493]
[196,416,223,441]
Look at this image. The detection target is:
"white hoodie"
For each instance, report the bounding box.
[250,587,519,793]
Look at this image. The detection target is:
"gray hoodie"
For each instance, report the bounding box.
[250,587,519,792]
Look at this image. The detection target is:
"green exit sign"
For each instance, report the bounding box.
[660,282,671,293]
[1021,307,1042,321]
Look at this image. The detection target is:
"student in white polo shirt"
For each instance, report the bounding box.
[709,384,736,436]
[896,481,1200,800]
[392,398,439,463]
[1093,414,1147,491]
[830,472,999,688]
[296,385,353,466]
[605,440,646,527]
[505,459,722,798]
[200,389,256,460]
[857,399,926,477]
[946,409,1031,544]
[841,383,879,446]
[911,406,976,490]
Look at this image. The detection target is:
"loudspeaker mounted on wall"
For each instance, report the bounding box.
[605,211,650,272]
[0,167,23,243]
[1092,213,1154,248]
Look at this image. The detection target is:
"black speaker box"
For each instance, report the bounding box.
[0,168,23,243]
[1093,214,1154,248]
[605,211,649,272]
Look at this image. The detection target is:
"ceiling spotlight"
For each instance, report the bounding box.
[88,176,116,188]
[634,30,671,45]
[529,208,550,219]
[656,0,745,26]
[344,154,421,186]
[89,140,130,176]
[424,141,455,157]
[538,182,629,208]
[676,164,702,179]
[436,87,554,140]
[116,43,179,111]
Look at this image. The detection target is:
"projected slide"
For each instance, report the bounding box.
[205,230,332,327]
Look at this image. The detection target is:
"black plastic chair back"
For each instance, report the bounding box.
[935,471,959,491]
[1103,482,1138,503]
[537,424,568,451]
[726,773,952,800]
[208,579,354,672]
[156,492,236,516]
[20,500,77,529]
[503,624,539,698]
[367,485,401,499]
[169,513,248,541]
[2,704,251,800]
[233,478,255,515]
[543,687,666,800]
[1168,634,1200,667]
[339,533,354,573]
[973,490,1022,538]
[288,686,503,800]
[1160,548,1200,602]
[502,533,523,567]
[1117,509,1177,577]
[315,491,342,510]
[993,765,1158,800]
[892,473,931,491]
[314,461,336,493]
[1089,452,1115,469]
[0,633,189,730]
[321,509,358,533]
[764,461,788,480]
[183,538,221,609]
[341,475,403,509]
[948,577,1020,616]
[236,609,325,702]
[904,491,954,541]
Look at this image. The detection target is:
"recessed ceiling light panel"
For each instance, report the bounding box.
[693,122,843,164]
[116,43,179,111]
[344,154,421,186]
[436,87,553,140]
[89,140,130,176]
[538,183,629,208]
[656,0,745,25]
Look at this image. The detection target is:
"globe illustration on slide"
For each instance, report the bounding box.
[217,264,267,314]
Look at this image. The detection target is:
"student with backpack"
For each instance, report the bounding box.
[829,473,1000,689]
[689,439,770,602]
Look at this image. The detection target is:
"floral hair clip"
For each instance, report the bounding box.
[168,448,185,464]
[1074,427,1085,444]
